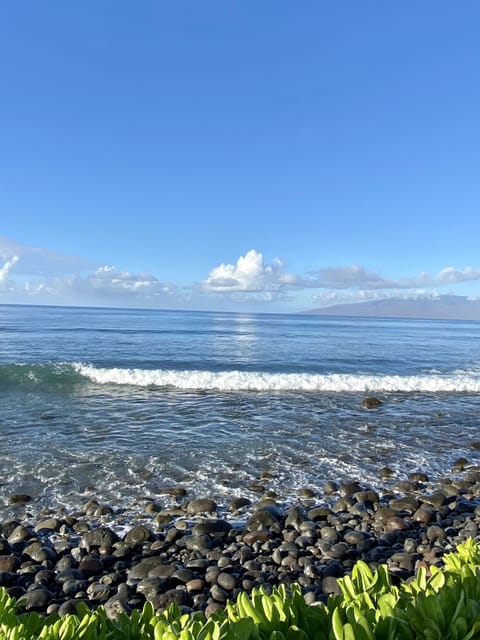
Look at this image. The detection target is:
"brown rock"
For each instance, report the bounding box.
[9,494,32,504]
[361,397,382,408]
[413,505,435,525]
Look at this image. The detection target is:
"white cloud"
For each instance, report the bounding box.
[437,266,480,284]
[28,265,177,301]
[300,265,395,290]
[0,255,19,289]
[202,249,291,293]
[3,236,480,310]
[311,289,439,306]
[298,264,480,292]
[0,236,96,276]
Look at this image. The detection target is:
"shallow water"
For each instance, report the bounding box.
[1,304,479,519]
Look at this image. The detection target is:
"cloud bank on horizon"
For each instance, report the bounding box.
[1,237,479,311]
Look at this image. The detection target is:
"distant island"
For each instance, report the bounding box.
[304,295,480,321]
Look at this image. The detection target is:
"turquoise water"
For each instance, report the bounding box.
[1,304,480,518]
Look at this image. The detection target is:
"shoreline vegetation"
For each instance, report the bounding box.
[1,459,480,630]
[1,539,480,640]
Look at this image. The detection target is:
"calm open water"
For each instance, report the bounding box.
[1,304,480,519]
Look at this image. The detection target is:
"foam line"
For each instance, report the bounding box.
[73,364,480,393]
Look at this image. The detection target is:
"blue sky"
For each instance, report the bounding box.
[1,1,479,311]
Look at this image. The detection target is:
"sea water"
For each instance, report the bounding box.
[1,304,479,518]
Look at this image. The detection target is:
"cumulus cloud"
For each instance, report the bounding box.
[201,250,480,308]
[3,236,480,310]
[202,249,292,293]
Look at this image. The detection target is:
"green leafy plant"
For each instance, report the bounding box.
[2,538,480,639]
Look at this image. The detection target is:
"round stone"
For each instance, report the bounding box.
[186,499,217,515]
[217,572,236,591]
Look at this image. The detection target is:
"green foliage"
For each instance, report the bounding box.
[2,538,480,639]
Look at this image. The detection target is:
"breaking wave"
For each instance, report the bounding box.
[74,364,480,393]
[2,362,480,393]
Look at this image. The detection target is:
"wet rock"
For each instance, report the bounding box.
[380,467,394,478]
[321,576,341,595]
[464,469,480,484]
[185,558,210,571]
[205,602,222,617]
[426,525,447,542]
[186,499,217,515]
[58,600,88,616]
[158,487,188,497]
[361,397,382,408]
[307,507,331,521]
[243,530,273,545]
[298,488,316,499]
[136,577,164,600]
[374,507,397,524]
[0,556,18,572]
[210,583,229,602]
[339,482,363,497]
[104,584,130,619]
[392,481,418,494]
[172,568,194,584]
[354,490,379,505]
[453,458,469,472]
[413,505,435,525]
[385,517,408,532]
[152,588,189,609]
[34,569,56,586]
[55,569,85,585]
[186,578,205,593]
[124,525,153,546]
[332,497,354,513]
[62,578,88,597]
[18,588,52,611]
[319,527,338,544]
[217,572,237,591]
[389,497,419,513]
[182,534,212,552]
[78,556,103,577]
[323,481,340,494]
[87,582,113,601]
[128,557,167,580]
[34,518,60,532]
[246,507,282,530]
[285,506,308,529]
[9,494,33,504]
[343,531,369,545]
[420,492,448,508]
[230,497,251,511]
[7,525,30,544]
[192,519,232,536]
[80,527,119,551]
[329,543,349,560]
[408,472,429,483]
[390,552,416,572]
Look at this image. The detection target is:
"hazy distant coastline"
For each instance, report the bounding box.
[304,295,480,321]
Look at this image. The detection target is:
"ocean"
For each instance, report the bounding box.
[1,304,480,521]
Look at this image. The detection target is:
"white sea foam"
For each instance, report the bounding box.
[73,364,480,393]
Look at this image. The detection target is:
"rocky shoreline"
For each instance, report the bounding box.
[2,462,480,618]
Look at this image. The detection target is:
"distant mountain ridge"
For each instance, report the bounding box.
[304,295,480,321]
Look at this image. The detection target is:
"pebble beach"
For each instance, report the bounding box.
[3,453,480,618]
